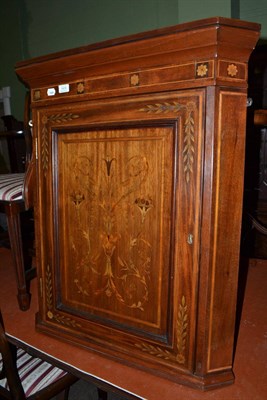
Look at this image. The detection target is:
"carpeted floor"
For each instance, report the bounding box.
[1,246,267,399]
[65,257,267,399]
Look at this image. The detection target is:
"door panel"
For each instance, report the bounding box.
[56,123,174,339]
[36,89,204,376]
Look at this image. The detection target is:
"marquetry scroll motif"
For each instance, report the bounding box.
[71,153,152,312]
[45,264,81,328]
[135,296,188,365]
[139,101,195,183]
[41,113,79,176]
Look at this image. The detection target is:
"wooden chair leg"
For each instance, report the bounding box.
[97,388,108,400]
[5,203,31,311]
[63,387,71,400]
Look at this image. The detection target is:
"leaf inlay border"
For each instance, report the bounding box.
[45,264,81,328]
[139,101,196,183]
[134,295,188,365]
[41,113,79,176]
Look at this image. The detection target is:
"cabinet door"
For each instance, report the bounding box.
[35,89,204,382]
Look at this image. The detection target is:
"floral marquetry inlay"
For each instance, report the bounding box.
[45,264,81,328]
[130,73,140,86]
[227,64,238,77]
[196,63,209,78]
[33,90,41,101]
[135,296,188,365]
[176,295,188,364]
[140,102,183,114]
[140,101,196,183]
[41,113,79,175]
[71,153,154,312]
[135,197,153,223]
[135,342,174,360]
[77,82,85,94]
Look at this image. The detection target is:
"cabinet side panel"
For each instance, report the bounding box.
[208,91,247,372]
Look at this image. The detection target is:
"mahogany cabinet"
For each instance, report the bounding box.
[16,17,260,390]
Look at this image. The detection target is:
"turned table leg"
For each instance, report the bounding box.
[5,202,30,311]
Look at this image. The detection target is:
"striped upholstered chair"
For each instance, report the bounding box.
[0,93,35,311]
[0,309,78,400]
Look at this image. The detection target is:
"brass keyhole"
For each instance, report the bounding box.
[187,234,193,245]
